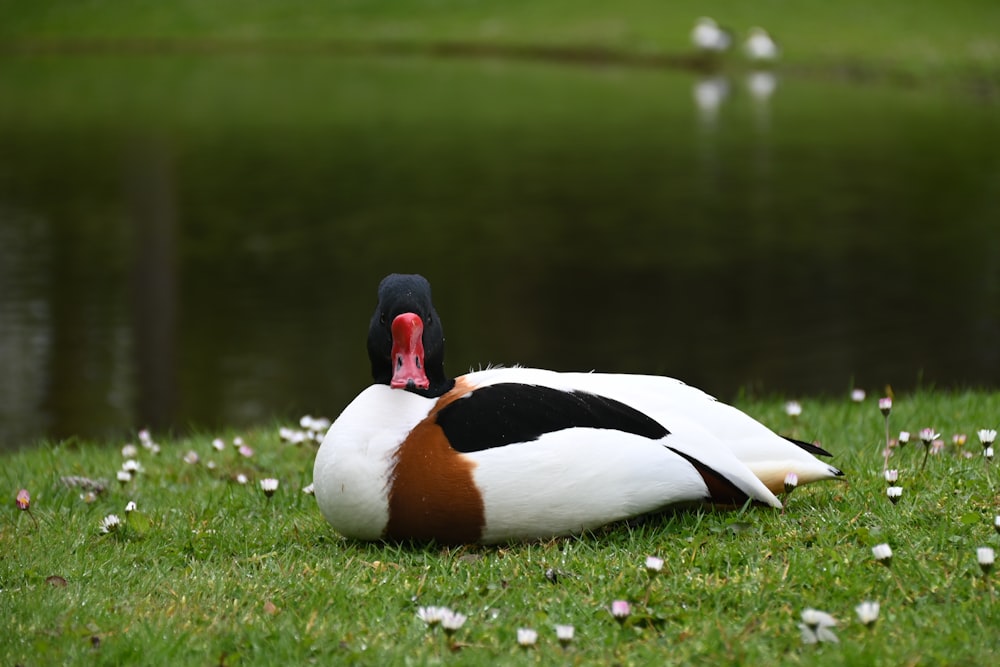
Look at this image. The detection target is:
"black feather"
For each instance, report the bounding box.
[436,383,669,453]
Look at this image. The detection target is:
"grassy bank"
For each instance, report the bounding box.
[2,1,1000,86]
[2,391,999,665]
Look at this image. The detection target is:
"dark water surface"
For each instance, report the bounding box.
[1,54,999,450]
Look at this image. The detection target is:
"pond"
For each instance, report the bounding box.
[1,53,998,450]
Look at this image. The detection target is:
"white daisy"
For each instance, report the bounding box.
[440,609,467,634]
[855,600,880,627]
[887,486,903,504]
[517,628,538,647]
[799,608,838,644]
[784,472,798,494]
[260,478,279,497]
[555,624,574,645]
[99,514,122,534]
[878,397,892,416]
[872,543,893,565]
[417,606,449,626]
[977,547,995,575]
[610,600,630,621]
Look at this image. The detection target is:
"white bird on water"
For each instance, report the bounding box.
[691,17,732,53]
[745,27,779,62]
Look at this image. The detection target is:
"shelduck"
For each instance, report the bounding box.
[313,274,843,544]
[691,17,732,53]
[744,26,779,62]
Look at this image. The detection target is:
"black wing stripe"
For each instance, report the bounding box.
[783,436,834,458]
[436,383,669,454]
[666,447,751,506]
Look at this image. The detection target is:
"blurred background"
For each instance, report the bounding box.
[1,1,999,450]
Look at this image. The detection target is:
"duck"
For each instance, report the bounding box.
[691,17,733,53]
[744,26,779,62]
[313,274,843,544]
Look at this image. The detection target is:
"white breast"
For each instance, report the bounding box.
[313,385,433,540]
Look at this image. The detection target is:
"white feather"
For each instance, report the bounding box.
[313,385,426,540]
[461,367,840,490]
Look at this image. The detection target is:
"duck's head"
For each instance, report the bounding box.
[367,273,452,397]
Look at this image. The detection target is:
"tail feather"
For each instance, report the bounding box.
[667,446,782,508]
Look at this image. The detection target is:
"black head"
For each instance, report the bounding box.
[367,274,452,397]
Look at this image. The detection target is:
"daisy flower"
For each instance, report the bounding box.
[799,608,838,644]
[855,601,880,627]
[417,606,449,626]
[440,610,467,635]
[878,397,892,416]
[516,628,538,647]
[978,547,995,575]
[260,478,279,497]
[99,514,122,534]
[886,486,903,504]
[645,555,664,576]
[872,543,893,566]
[784,472,798,494]
[785,401,802,417]
[610,600,631,623]
[555,624,575,646]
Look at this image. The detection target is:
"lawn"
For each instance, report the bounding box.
[3,391,999,665]
[2,0,1000,84]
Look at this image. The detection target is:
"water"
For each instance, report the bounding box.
[1,54,998,450]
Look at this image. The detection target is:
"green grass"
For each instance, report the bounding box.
[3,392,1000,664]
[2,1,1000,85]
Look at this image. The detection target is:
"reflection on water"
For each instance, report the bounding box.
[1,55,999,449]
[693,75,730,129]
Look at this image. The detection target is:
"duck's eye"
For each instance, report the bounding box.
[379,312,387,325]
